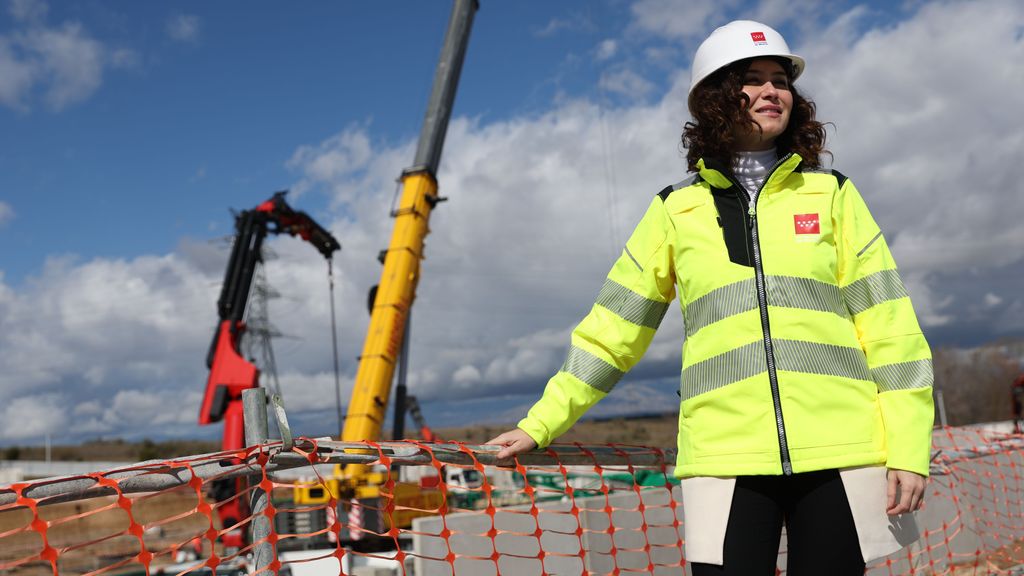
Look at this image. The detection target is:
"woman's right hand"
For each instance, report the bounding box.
[485,428,538,460]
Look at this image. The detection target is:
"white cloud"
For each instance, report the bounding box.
[72,400,103,417]
[599,68,655,99]
[287,127,377,197]
[109,47,140,69]
[628,0,739,41]
[902,274,954,328]
[0,4,124,111]
[452,365,482,386]
[587,382,680,418]
[9,0,47,23]
[0,37,39,110]
[27,22,103,110]
[0,394,66,440]
[0,253,219,426]
[0,201,13,226]
[166,14,201,44]
[627,0,834,43]
[643,46,680,67]
[273,369,353,414]
[595,39,618,61]
[746,0,837,36]
[107,389,196,427]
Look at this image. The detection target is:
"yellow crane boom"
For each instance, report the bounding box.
[342,169,438,444]
[342,0,477,465]
[290,2,478,543]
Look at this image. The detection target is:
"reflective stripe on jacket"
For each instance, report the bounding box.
[518,153,934,478]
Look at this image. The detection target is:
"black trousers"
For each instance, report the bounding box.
[690,469,865,576]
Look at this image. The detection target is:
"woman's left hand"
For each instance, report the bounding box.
[886,468,927,515]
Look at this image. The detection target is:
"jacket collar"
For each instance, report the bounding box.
[697,153,803,192]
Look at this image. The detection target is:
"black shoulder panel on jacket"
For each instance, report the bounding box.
[831,168,849,188]
[798,165,850,189]
[658,173,702,200]
[710,188,754,268]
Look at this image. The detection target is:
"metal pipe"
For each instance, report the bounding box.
[242,388,274,571]
[936,389,949,428]
[0,439,681,508]
[412,0,479,174]
[34,434,997,511]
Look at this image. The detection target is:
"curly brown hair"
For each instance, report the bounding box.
[682,57,828,172]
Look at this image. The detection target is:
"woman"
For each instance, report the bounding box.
[487,20,933,574]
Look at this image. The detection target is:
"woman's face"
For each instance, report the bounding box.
[733,58,793,151]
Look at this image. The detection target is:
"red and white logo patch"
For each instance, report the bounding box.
[751,31,767,46]
[794,213,820,235]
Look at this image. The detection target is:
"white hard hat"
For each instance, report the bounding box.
[689,20,805,96]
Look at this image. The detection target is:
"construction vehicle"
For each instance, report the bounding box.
[289,0,479,547]
[199,191,340,548]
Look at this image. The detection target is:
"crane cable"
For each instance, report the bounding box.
[327,258,344,436]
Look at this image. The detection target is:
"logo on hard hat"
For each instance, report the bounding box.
[750,31,767,46]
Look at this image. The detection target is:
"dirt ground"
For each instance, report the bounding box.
[0,487,209,575]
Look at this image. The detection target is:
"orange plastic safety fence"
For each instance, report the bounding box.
[2,426,1024,575]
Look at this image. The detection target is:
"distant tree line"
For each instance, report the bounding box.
[1,437,219,462]
[933,339,1024,426]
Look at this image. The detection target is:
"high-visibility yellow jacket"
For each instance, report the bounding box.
[518,153,934,478]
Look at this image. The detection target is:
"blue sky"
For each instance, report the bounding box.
[1,1,622,283]
[1,0,1022,446]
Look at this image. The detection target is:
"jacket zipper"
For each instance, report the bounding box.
[734,154,794,476]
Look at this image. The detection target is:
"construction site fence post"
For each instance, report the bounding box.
[242,387,274,572]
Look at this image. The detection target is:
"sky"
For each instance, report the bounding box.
[0,0,1022,447]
